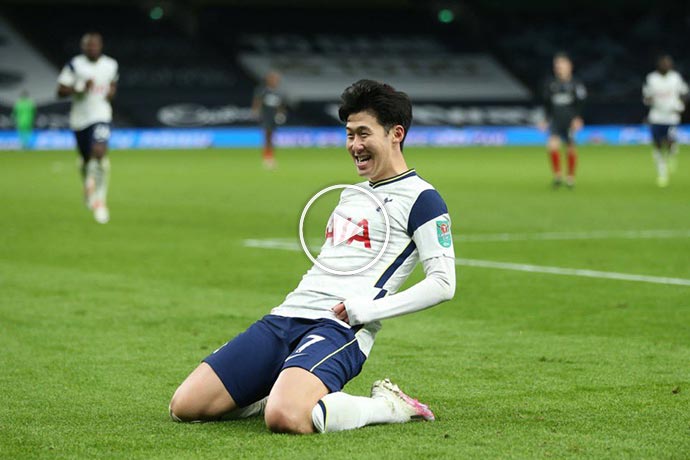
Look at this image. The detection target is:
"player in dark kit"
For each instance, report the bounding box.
[540,53,587,188]
[252,71,286,169]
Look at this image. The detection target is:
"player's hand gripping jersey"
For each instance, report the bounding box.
[271,169,456,355]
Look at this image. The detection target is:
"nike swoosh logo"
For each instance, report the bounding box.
[284,353,307,362]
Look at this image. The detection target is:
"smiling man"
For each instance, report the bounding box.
[169,79,456,434]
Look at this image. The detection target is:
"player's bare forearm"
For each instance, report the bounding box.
[57,81,91,98]
[57,84,74,98]
[107,83,117,101]
[251,98,261,116]
[571,116,584,131]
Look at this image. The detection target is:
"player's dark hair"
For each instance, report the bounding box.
[553,51,570,61]
[338,79,412,151]
[82,31,102,40]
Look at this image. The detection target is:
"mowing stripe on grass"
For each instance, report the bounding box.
[243,238,690,287]
[456,229,690,242]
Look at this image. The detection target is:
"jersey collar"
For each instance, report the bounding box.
[369,169,416,189]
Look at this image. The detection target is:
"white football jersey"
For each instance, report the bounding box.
[271,169,455,355]
[643,70,688,125]
[57,54,119,130]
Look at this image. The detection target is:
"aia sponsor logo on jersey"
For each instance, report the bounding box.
[325,217,372,248]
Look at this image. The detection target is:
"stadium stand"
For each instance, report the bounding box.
[476,2,690,123]
[1,4,255,127]
[1,2,687,127]
[198,7,536,126]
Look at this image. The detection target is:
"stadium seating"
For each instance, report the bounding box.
[484,5,689,123]
[2,3,688,126]
[2,4,255,127]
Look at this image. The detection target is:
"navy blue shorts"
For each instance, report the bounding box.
[74,122,111,160]
[549,120,574,143]
[203,315,367,407]
[650,124,676,144]
[260,117,276,130]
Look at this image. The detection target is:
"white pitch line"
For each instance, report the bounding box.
[457,258,690,287]
[244,238,303,251]
[242,238,690,287]
[457,229,690,242]
[246,229,690,247]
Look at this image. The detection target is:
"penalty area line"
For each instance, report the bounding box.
[243,239,690,287]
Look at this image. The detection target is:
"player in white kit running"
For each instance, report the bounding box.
[57,32,118,223]
[169,80,456,434]
[643,55,688,187]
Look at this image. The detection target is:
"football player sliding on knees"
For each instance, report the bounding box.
[170,79,456,434]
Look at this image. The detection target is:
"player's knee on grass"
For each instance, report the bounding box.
[168,390,205,422]
[264,400,314,434]
[169,387,232,423]
[169,363,238,422]
[169,392,228,423]
[167,386,225,422]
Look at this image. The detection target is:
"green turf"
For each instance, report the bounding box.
[1,146,689,459]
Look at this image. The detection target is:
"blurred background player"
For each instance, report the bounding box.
[12,90,36,150]
[57,32,118,224]
[540,53,587,188]
[643,55,688,187]
[252,71,286,169]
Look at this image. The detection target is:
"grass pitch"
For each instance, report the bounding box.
[1,145,689,459]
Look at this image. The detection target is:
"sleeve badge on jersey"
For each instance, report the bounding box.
[436,220,452,248]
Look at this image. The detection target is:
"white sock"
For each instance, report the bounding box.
[653,149,667,178]
[77,157,86,179]
[221,397,267,420]
[85,159,99,207]
[311,392,403,433]
[169,405,184,422]
[94,157,110,207]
